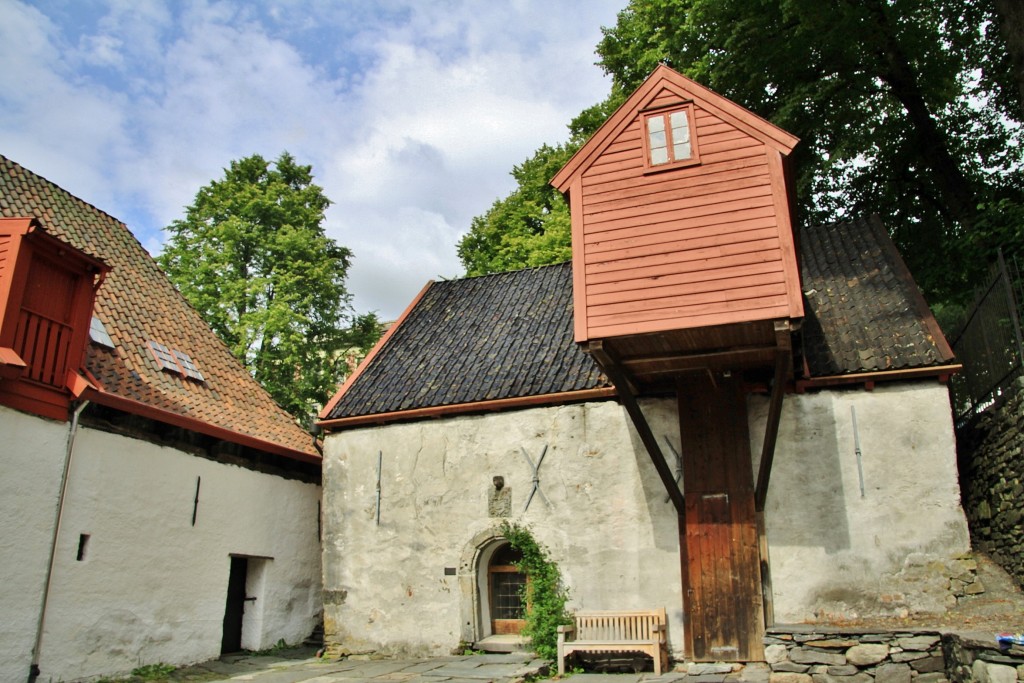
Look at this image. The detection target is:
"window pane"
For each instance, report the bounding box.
[648,130,667,148]
[674,140,692,160]
[492,572,526,620]
[650,147,669,165]
[647,115,665,133]
[670,111,690,142]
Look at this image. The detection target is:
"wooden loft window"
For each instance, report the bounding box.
[642,104,700,171]
[147,340,205,382]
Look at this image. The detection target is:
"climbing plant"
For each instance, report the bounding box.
[499,521,572,660]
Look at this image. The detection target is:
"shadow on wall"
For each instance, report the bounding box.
[749,394,850,553]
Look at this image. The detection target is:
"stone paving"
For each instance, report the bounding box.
[170,650,771,683]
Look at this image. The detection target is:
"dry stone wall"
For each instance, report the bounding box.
[765,628,1024,683]
[957,377,1024,589]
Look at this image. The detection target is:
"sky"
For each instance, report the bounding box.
[0,0,624,320]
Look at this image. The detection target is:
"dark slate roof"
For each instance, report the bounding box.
[799,214,954,376]
[0,154,318,459]
[324,263,608,419]
[325,215,955,422]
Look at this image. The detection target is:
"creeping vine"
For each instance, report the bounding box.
[499,521,572,660]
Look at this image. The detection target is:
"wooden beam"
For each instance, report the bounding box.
[620,345,776,375]
[754,321,792,512]
[589,340,686,515]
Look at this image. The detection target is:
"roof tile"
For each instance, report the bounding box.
[0,154,317,458]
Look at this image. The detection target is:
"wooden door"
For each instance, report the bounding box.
[678,375,764,661]
[221,556,247,654]
[489,544,526,635]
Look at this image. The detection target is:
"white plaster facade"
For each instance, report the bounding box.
[321,381,969,658]
[0,405,323,683]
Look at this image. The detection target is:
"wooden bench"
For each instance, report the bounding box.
[556,608,668,675]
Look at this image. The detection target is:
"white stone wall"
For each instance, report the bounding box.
[749,382,971,622]
[321,399,684,657]
[322,382,970,658]
[0,406,69,683]
[0,409,323,682]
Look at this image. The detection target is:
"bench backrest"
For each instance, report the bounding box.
[573,609,666,641]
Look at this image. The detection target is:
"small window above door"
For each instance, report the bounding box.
[642,104,700,172]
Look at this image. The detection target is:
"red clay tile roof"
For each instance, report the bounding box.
[0,154,318,461]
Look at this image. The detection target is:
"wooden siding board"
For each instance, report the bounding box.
[587,215,780,256]
[583,205,778,245]
[584,226,782,266]
[588,300,792,339]
[588,281,789,319]
[587,266,786,307]
[588,259,784,298]
[585,237,782,276]
[585,184,775,228]
[582,156,769,202]
[583,172,772,218]
[582,194,777,237]
[585,249,784,286]
[581,143,766,187]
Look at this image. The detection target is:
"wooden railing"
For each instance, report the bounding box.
[14,308,72,387]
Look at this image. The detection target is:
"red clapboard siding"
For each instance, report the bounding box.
[551,66,802,344]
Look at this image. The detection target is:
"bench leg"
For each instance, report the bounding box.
[557,648,565,676]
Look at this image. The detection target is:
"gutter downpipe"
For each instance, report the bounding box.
[28,399,90,683]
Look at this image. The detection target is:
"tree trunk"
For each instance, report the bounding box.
[864,0,981,232]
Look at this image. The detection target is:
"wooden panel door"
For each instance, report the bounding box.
[678,375,763,661]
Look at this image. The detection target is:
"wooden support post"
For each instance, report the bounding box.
[589,341,686,515]
[754,321,792,512]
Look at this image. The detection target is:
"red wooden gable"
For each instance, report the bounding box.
[552,65,803,356]
[0,217,109,420]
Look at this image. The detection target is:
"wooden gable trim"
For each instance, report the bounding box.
[766,150,805,319]
[317,387,618,430]
[569,177,588,343]
[552,64,799,193]
[318,279,435,420]
[796,364,962,391]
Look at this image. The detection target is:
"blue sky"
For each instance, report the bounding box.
[1,0,623,319]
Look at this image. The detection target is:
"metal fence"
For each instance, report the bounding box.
[949,251,1024,428]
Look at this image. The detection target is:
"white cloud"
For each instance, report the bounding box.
[0,0,622,319]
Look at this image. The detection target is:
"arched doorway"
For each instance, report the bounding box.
[488,543,526,635]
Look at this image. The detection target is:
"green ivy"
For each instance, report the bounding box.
[500,522,572,660]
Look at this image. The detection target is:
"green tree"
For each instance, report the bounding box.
[596,0,1024,303]
[158,152,377,421]
[457,101,626,276]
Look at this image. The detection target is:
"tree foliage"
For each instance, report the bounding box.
[459,0,1024,308]
[158,152,380,422]
[597,0,1024,303]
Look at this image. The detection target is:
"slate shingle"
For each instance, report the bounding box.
[799,215,954,376]
[328,216,954,421]
[0,154,317,458]
[326,263,608,419]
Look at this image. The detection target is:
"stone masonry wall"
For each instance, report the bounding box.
[766,628,1024,683]
[957,376,1024,589]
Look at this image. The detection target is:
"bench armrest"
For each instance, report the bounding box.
[557,625,575,634]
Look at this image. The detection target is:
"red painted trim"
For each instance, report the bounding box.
[796,364,962,391]
[82,386,321,464]
[766,149,804,319]
[570,178,588,343]
[318,387,618,431]
[319,280,436,420]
